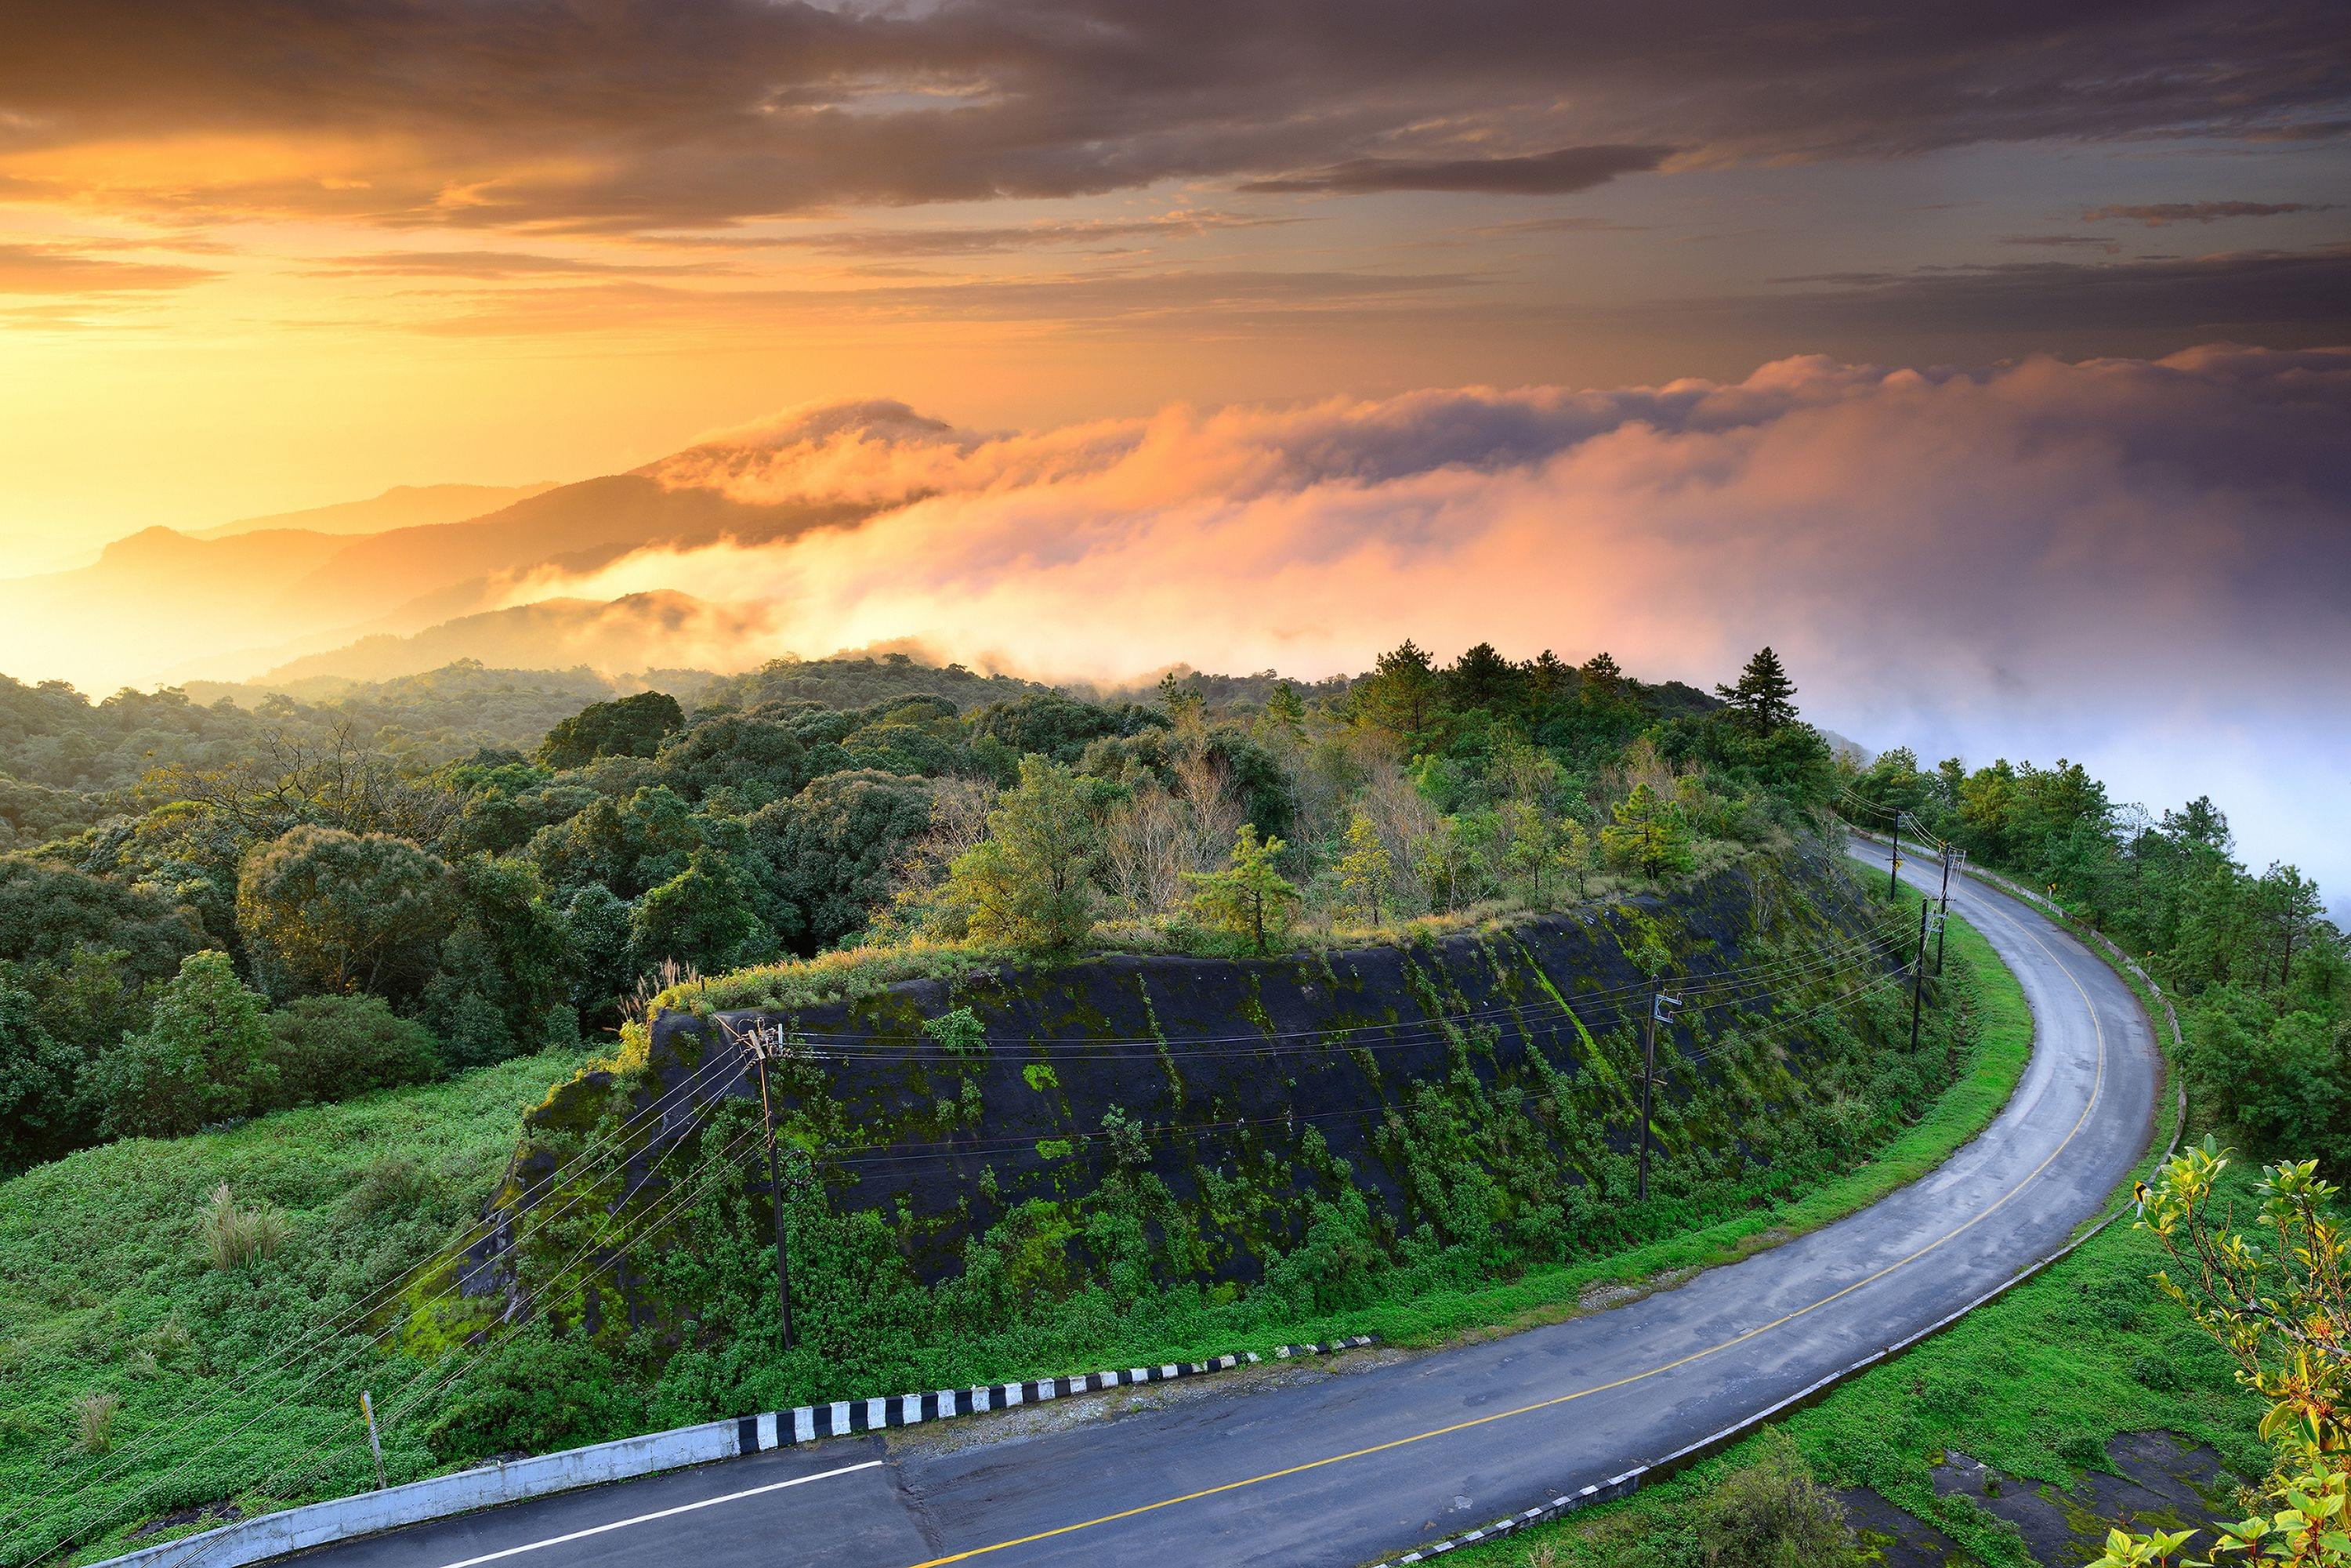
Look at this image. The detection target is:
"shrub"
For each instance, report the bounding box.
[71,1391,118,1455]
[2056,1430,2106,1472]
[263,994,443,1108]
[2128,1353,2182,1391]
[86,951,277,1138]
[1698,1429,1863,1568]
[344,1157,438,1222]
[197,1182,288,1272]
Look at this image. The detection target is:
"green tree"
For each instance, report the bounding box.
[651,715,810,810]
[2096,1143,2351,1567]
[1603,782,1696,880]
[1715,646,1800,733]
[1186,824,1301,954]
[1556,817,1596,898]
[0,976,76,1169]
[629,846,773,975]
[0,858,204,983]
[1335,812,1394,925]
[1262,681,1306,737]
[263,994,442,1107]
[942,755,1103,950]
[537,690,683,769]
[414,856,576,1069]
[236,825,455,1001]
[746,770,935,954]
[88,951,276,1137]
[563,882,632,1026]
[1499,798,1572,905]
[1356,639,1443,740]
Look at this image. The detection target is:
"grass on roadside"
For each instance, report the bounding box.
[1207,901,2031,1355]
[1438,913,2263,1568]
[0,1049,596,1568]
[5,880,2029,1563]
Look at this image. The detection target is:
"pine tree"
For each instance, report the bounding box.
[1358,639,1442,737]
[944,756,1104,949]
[1715,646,1799,733]
[1186,824,1300,953]
[1602,784,1695,880]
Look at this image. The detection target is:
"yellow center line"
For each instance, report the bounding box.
[899,871,2114,1568]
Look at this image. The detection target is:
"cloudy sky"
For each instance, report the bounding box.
[2,0,2348,889]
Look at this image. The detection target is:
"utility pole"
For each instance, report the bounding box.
[1889,813,1903,897]
[360,1390,386,1491]
[1934,844,1954,975]
[738,1024,796,1353]
[1636,984,1683,1203]
[1909,896,1931,1056]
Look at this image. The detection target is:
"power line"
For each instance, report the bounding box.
[0,1049,750,1538]
[19,1112,768,1568]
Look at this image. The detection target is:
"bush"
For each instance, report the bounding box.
[2056,1429,2107,1472]
[263,994,444,1108]
[2128,1352,2182,1391]
[86,951,276,1138]
[71,1391,119,1455]
[197,1182,288,1271]
[1698,1429,1863,1568]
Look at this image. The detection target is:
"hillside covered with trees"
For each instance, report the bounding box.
[0,643,1820,1178]
[1841,751,2348,1169]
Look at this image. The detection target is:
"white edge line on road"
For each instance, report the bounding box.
[429,1459,883,1568]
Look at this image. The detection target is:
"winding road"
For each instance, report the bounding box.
[298,840,2160,1568]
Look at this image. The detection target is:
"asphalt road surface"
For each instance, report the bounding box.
[297,838,2159,1568]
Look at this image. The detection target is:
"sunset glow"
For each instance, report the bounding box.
[2,0,2348,886]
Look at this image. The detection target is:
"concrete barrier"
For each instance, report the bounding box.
[85,1338,1375,1568]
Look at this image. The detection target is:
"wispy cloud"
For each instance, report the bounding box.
[0,241,218,293]
[1241,145,1671,196]
[311,250,739,278]
[2083,200,2338,226]
[641,212,1293,257]
[1997,234,2122,253]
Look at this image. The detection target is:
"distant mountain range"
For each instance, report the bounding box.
[190,482,561,540]
[0,439,887,693]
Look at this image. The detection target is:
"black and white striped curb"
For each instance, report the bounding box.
[737,1337,1376,1453]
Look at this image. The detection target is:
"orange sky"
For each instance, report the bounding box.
[4,1,2347,559]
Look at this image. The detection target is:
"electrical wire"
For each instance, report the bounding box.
[21,1114,770,1568]
[1,1077,761,1564]
[18,890,1931,1555]
[0,1049,751,1538]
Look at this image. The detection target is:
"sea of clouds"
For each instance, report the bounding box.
[494,345,2351,906]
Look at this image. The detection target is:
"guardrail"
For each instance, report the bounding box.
[85,1338,1375,1568]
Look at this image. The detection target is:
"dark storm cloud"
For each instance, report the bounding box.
[2,0,2346,231]
[2082,201,2338,226]
[1239,145,1671,196]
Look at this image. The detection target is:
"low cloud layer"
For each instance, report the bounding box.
[502,346,2351,894]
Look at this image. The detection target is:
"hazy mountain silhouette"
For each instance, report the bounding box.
[0,459,877,692]
[191,481,560,540]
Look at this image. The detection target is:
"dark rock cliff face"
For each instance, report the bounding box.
[472,846,1916,1341]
